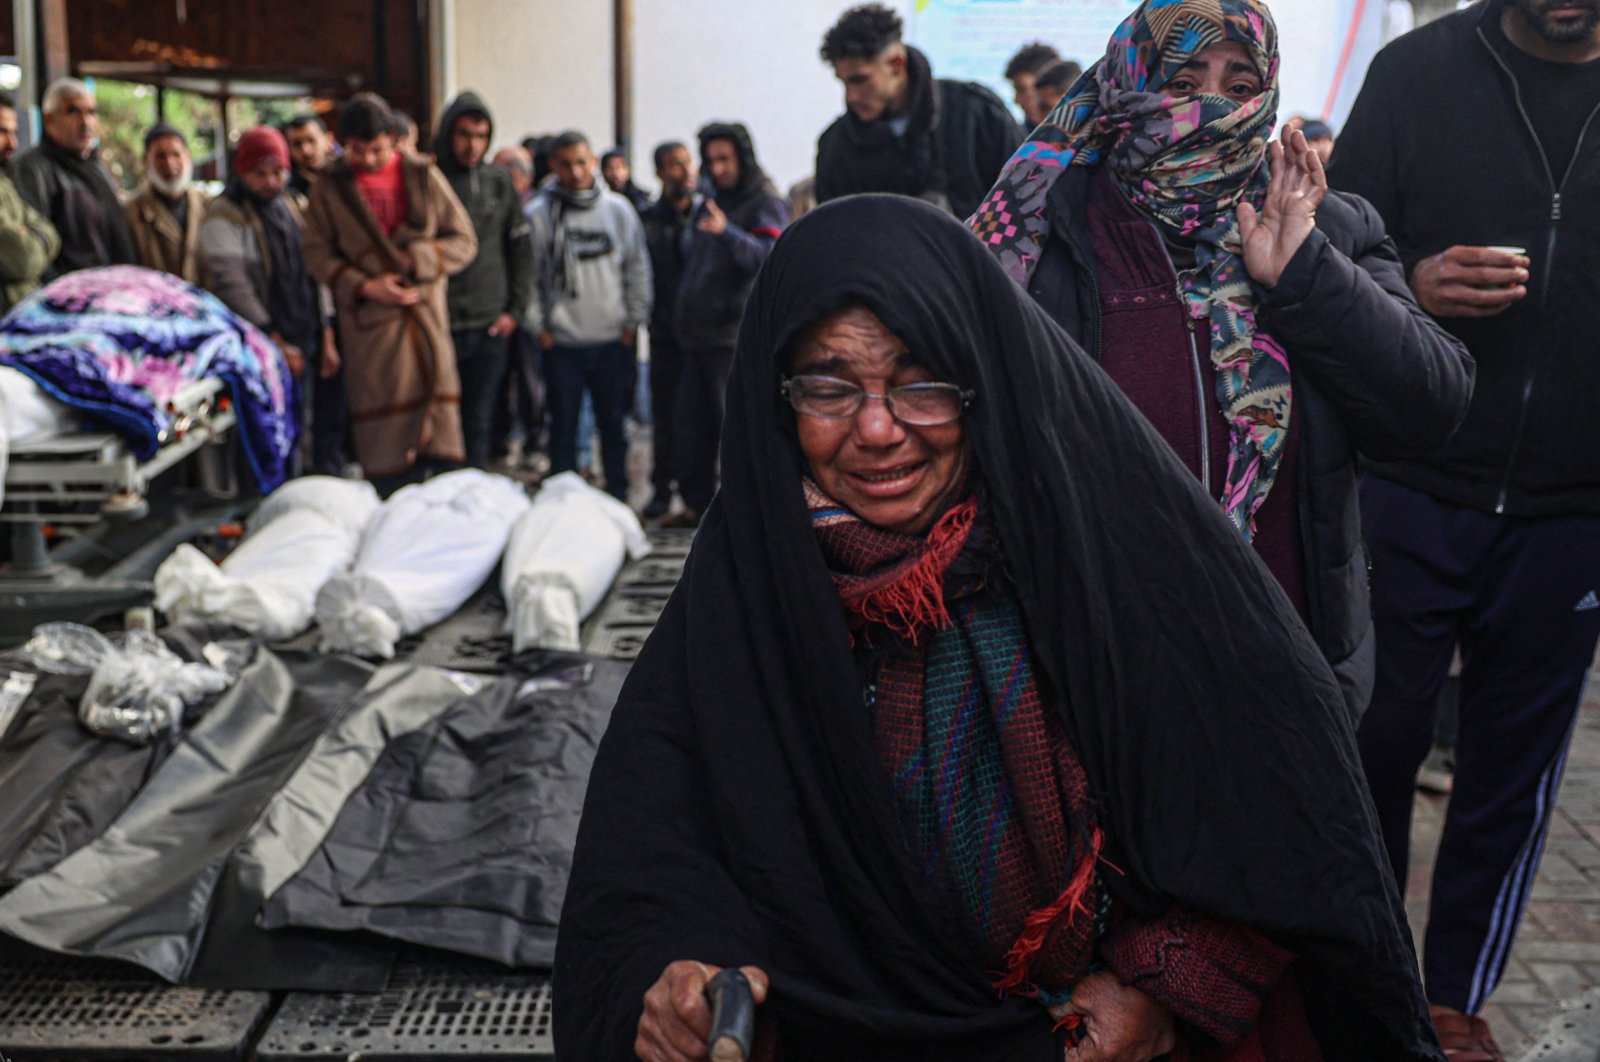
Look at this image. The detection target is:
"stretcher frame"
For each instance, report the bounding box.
[0,377,243,643]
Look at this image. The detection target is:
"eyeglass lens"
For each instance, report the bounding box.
[786,375,965,425]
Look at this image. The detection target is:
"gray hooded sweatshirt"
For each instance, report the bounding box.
[525,181,651,346]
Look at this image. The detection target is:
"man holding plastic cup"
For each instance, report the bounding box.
[1330,1,1600,1057]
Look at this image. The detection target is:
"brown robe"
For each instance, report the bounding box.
[302,153,478,477]
[124,183,208,284]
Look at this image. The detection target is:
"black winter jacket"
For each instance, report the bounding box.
[12,140,135,281]
[642,195,693,341]
[674,124,788,352]
[1027,168,1473,716]
[1328,0,1600,516]
[814,46,1022,221]
[433,92,534,332]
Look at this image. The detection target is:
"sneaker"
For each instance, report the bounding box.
[1430,1004,1503,1061]
[641,491,672,520]
[1417,745,1455,795]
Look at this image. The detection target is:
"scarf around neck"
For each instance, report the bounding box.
[807,478,1106,1009]
[229,180,317,350]
[545,181,604,298]
[970,0,1290,540]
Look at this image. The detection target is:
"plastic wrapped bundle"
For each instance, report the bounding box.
[153,477,381,642]
[19,623,244,745]
[501,472,651,652]
[316,470,532,658]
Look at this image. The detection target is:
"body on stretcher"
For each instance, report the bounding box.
[2,374,237,523]
[0,367,244,644]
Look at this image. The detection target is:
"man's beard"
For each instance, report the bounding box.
[149,169,191,199]
[1513,0,1600,42]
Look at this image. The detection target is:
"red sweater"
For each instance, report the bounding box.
[353,151,408,238]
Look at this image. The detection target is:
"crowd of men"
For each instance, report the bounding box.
[0,3,1597,1052]
[0,4,1040,522]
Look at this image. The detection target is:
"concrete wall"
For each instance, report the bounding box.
[446,0,905,195]
[631,0,878,197]
[447,0,615,160]
[444,0,1397,196]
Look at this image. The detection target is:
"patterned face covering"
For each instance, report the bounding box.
[971,0,1290,541]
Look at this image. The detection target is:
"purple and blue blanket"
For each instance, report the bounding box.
[0,266,297,490]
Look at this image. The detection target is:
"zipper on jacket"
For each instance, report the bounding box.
[1475,26,1600,513]
[1183,304,1213,495]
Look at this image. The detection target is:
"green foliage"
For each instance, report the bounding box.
[91,80,156,190]
[88,79,310,190]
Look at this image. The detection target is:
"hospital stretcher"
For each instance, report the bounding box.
[0,376,245,643]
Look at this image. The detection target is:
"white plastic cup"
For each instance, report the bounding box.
[1481,246,1528,290]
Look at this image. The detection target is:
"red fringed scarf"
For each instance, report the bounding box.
[803,477,978,643]
[806,478,1105,1011]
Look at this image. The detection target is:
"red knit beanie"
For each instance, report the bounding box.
[235,126,290,174]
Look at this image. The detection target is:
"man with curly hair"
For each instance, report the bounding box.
[815,3,1021,220]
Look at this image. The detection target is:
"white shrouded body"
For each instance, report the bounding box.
[316,470,532,658]
[501,472,651,653]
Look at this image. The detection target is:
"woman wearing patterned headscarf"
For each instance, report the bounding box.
[971,0,1471,722]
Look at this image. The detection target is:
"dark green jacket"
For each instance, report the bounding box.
[433,92,534,331]
[0,171,60,314]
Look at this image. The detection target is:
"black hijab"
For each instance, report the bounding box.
[555,195,1440,1061]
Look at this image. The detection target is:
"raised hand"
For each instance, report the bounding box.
[1238,125,1328,288]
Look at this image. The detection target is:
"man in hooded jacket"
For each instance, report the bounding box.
[434,91,534,468]
[814,4,1022,219]
[669,122,788,524]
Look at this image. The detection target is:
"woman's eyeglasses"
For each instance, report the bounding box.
[780,374,974,427]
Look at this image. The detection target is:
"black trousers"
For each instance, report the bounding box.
[305,327,348,476]
[648,334,686,497]
[451,327,511,469]
[496,326,545,457]
[1357,474,1600,1013]
[674,346,736,515]
[546,342,635,501]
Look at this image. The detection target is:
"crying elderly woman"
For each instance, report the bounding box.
[553,192,1442,1062]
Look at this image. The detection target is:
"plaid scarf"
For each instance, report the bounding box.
[969,0,1291,541]
[806,479,1105,1004]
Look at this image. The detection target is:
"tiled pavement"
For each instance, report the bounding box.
[1406,661,1600,1060]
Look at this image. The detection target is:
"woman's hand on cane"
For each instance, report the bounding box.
[1052,970,1176,1062]
[636,960,769,1062]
